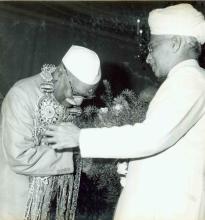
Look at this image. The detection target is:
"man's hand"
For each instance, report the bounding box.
[117,162,128,187]
[43,122,80,150]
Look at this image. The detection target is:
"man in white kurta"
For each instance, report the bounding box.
[44,4,205,220]
[80,58,205,220]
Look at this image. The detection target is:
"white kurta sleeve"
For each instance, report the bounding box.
[1,87,72,176]
[79,75,205,158]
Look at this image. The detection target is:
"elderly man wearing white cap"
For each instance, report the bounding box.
[0,45,101,220]
[44,4,205,220]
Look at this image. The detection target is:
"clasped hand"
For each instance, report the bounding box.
[42,122,80,150]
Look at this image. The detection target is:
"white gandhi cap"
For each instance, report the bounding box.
[62,45,101,85]
[148,3,205,44]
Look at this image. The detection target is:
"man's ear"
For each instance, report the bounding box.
[52,65,64,83]
[171,36,181,53]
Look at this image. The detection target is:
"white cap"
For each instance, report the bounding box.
[148,3,205,44]
[62,45,101,85]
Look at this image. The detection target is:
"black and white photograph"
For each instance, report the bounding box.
[0,1,205,220]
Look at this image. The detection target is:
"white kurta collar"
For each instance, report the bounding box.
[168,59,199,78]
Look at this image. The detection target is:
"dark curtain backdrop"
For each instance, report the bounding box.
[0,1,205,102]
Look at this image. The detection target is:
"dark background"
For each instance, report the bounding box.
[1,1,205,219]
[1,1,205,104]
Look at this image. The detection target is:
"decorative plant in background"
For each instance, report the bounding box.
[0,93,3,106]
[74,80,149,219]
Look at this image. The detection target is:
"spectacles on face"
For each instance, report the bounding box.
[61,64,96,100]
[148,37,172,54]
[68,81,96,100]
[148,41,161,54]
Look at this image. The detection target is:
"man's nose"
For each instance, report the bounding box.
[73,96,84,106]
[146,53,152,64]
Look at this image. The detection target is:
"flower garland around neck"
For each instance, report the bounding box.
[40,64,57,94]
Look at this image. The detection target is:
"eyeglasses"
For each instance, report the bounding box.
[68,78,96,100]
[62,63,96,100]
[148,43,154,54]
[147,41,161,54]
[148,37,171,54]
[66,73,96,99]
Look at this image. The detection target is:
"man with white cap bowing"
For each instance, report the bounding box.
[0,45,101,220]
[45,4,205,220]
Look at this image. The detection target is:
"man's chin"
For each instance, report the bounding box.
[157,75,166,83]
[154,72,166,82]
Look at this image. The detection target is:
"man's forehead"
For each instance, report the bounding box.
[150,34,166,41]
[149,34,174,45]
